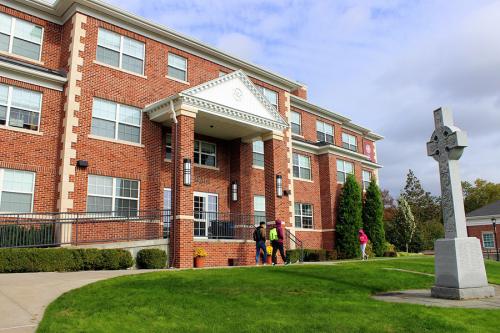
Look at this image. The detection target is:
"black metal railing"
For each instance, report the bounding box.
[286,228,304,263]
[193,211,257,240]
[484,248,500,261]
[0,210,171,248]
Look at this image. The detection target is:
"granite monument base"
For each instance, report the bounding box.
[432,237,495,300]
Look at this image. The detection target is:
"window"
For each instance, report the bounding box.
[252,140,264,167]
[96,28,145,75]
[165,134,172,160]
[256,86,278,108]
[254,195,266,225]
[362,170,372,190]
[194,192,218,237]
[0,168,35,213]
[168,53,187,81]
[0,13,43,61]
[337,160,354,184]
[194,140,216,167]
[291,111,301,135]
[91,98,141,143]
[316,121,334,143]
[342,133,357,151]
[87,175,139,217]
[295,203,313,229]
[482,232,495,249]
[0,84,42,131]
[293,153,311,180]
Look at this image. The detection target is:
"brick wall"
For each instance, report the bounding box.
[467,225,499,249]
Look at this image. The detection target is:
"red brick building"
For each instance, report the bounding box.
[466,200,500,255]
[0,0,382,267]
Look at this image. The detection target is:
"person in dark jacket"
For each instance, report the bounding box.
[254,221,267,265]
[270,219,287,265]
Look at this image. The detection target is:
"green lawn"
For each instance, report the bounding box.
[37,257,500,333]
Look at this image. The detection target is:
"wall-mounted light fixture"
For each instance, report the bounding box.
[183,158,191,186]
[276,175,283,197]
[231,181,238,202]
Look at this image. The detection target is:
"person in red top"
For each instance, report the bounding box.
[359,229,369,260]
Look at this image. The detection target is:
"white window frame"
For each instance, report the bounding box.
[291,111,301,135]
[362,170,372,191]
[96,28,145,75]
[167,53,188,82]
[194,139,217,167]
[0,84,42,131]
[0,13,44,61]
[91,98,142,144]
[482,232,495,249]
[253,195,266,226]
[0,168,35,213]
[342,132,358,151]
[165,133,172,161]
[193,191,218,238]
[86,175,140,216]
[252,140,264,168]
[316,120,334,143]
[293,153,311,180]
[256,85,278,108]
[337,159,354,184]
[294,203,313,229]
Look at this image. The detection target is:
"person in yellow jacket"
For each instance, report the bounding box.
[269,220,288,265]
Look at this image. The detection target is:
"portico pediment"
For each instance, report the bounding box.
[145,70,288,132]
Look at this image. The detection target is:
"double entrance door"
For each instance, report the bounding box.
[194,192,218,238]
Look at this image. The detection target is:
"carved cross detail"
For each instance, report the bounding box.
[427,108,468,238]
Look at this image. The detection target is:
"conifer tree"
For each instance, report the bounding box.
[393,197,416,253]
[363,179,385,256]
[336,174,363,259]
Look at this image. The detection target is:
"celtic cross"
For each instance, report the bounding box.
[427,108,468,238]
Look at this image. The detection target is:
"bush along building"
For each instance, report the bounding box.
[0,0,383,268]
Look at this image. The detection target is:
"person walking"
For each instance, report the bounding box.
[359,229,369,260]
[270,220,287,265]
[253,221,267,265]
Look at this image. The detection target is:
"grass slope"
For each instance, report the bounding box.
[37,258,500,333]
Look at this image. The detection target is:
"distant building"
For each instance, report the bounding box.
[466,200,500,251]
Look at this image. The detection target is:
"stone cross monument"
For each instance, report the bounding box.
[427,107,495,299]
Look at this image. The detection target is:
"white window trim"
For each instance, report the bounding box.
[167,53,188,83]
[316,120,334,143]
[293,153,311,180]
[482,232,495,249]
[194,139,217,167]
[337,159,355,184]
[0,168,36,213]
[362,170,372,191]
[97,28,145,75]
[1,13,44,62]
[295,203,313,229]
[291,111,302,135]
[252,140,264,167]
[193,191,218,239]
[0,84,42,132]
[87,175,140,214]
[342,132,358,151]
[91,98,142,144]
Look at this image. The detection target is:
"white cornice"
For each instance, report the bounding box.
[0,60,67,91]
[292,139,383,169]
[8,0,304,91]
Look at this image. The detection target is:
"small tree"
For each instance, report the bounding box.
[393,198,416,253]
[336,174,363,259]
[363,179,385,256]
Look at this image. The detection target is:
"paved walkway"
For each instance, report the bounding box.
[0,270,163,333]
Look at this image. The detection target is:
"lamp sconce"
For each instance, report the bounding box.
[276,175,283,197]
[231,181,238,202]
[183,158,191,186]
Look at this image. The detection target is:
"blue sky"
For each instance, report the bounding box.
[99,0,500,195]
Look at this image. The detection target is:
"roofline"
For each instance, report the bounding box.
[8,0,304,91]
[290,95,384,141]
[466,214,500,220]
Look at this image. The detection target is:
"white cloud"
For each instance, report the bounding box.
[215,33,263,62]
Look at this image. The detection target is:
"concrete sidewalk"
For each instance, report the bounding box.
[0,270,161,333]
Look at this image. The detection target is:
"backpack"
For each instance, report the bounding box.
[269,228,278,241]
[253,227,262,242]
